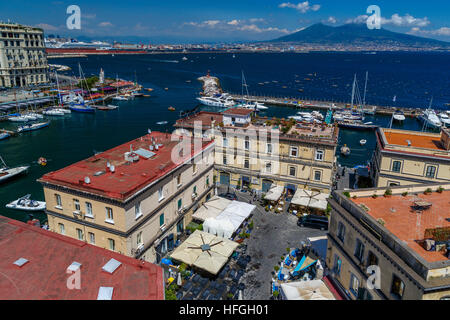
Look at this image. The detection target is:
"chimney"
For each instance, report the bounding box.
[441,128,450,151]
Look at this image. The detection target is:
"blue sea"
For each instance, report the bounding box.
[0,51,449,223]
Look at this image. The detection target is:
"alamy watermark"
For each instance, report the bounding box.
[366,5,381,30]
[66,5,81,30]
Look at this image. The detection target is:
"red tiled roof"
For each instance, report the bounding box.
[223,108,254,116]
[39,131,214,201]
[352,192,450,263]
[175,111,223,128]
[0,216,164,300]
[382,130,444,150]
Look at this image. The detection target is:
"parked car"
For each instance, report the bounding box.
[219,193,237,200]
[297,215,329,230]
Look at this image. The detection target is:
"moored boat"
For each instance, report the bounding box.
[17,121,50,133]
[393,111,405,122]
[6,194,46,211]
[0,132,10,140]
[0,156,29,184]
[340,145,351,156]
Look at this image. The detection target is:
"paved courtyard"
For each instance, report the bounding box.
[225,187,327,300]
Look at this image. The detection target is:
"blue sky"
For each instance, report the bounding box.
[1,0,450,43]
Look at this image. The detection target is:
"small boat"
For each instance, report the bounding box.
[43,109,65,116]
[0,132,10,141]
[38,157,47,166]
[96,105,118,111]
[182,56,188,61]
[340,145,351,156]
[146,88,154,92]
[393,111,405,122]
[55,108,71,114]
[8,115,30,122]
[0,156,29,184]
[164,88,169,91]
[157,121,168,125]
[112,96,128,101]
[168,106,175,111]
[17,121,50,133]
[69,104,95,113]
[360,139,367,146]
[6,194,46,211]
[26,113,44,119]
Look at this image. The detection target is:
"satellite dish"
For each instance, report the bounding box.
[84,176,91,184]
[148,129,152,134]
[110,165,115,173]
[106,162,111,168]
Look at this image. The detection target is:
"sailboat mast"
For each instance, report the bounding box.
[350,74,356,109]
[363,71,368,108]
[55,70,62,106]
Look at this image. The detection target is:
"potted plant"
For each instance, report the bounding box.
[402,191,408,197]
[437,187,444,193]
[273,290,280,300]
[424,188,432,195]
[226,293,234,300]
[384,188,392,197]
[372,194,378,199]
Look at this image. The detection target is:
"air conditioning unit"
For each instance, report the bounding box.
[192,193,198,199]
[160,224,166,232]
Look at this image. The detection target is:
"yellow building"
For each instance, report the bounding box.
[38,131,215,263]
[371,127,450,187]
[175,109,338,197]
[327,183,450,300]
[0,22,48,87]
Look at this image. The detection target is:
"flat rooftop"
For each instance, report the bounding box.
[352,191,450,263]
[175,111,223,129]
[39,131,214,201]
[223,108,254,116]
[0,216,164,300]
[381,128,445,151]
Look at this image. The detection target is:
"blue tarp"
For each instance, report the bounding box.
[161,258,173,266]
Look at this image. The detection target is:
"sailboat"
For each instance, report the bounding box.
[69,64,96,113]
[418,97,442,130]
[235,71,267,111]
[0,155,29,184]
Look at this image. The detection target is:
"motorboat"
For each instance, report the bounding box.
[157,121,168,125]
[0,156,29,184]
[55,108,71,114]
[196,96,235,108]
[18,121,50,133]
[69,103,95,113]
[43,109,65,116]
[439,112,450,127]
[112,95,128,101]
[8,115,31,122]
[182,56,188,61]
[26,112,43,119]
[288,115,303,121]
[6,194,46,211]
[393,111,405,122]
[360,139,367,146]
[0,132,10,141]
[418,108,442,129]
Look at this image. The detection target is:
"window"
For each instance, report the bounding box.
[137,232,143,246]
[177,174,182,186]
[58,223,65,235]
[391,275,405,299]
[314,170,322,181]
[206,176,210,186]
[88,232,95,244]
[105,207,114,223]
[392,160,402,173]
[160,213,165,226]
[266,143,272,154]
[315,150,324,161]
[333,255,342,276]
[289,166,296,177]
[425,165,436,178]
[55,194,62,207]
[266,162,272,173]
[73,199,80,212]
[108,238,115,251]
[85,202,93,217]
[223,137,228,147]
[244,158,250,169]
[158,187,164,201]
[244,138,250,150]
[354,239,365,262]
[367,251,379,267]
[223,155,227,165]
[337,222,346,242]
[349,274,360,297]
[193,186,197,195]
[178,199,182,210]
[76,228,84,241]
[135,202,142,219]
[290,146,298,157]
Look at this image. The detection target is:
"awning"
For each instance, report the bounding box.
[291,189,329,210]
[192,196,232,222]
[264,185,284,201]
[280,280,336,300]
[170,230,238,275]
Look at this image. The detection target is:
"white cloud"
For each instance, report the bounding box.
[326,16,337,24]
[409,27,450,36]
[227,19,240,26]
[279,2,321,14]
[35,23,58,31]
[346,13,430,28]
[184,19,291,34]
[98,22,113,27]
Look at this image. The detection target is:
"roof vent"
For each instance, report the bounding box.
[13,258,29,267]
[106,162,111,168]
[97,287,114,300]
[84,176,91,184]
[110,165,115,173]
[67,261,82,272]
[148,129,152,134]
[406,139,412,146]
[102,258,122,274]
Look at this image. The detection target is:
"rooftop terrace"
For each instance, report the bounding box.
[39,131,214,201]
[0,216,164,300]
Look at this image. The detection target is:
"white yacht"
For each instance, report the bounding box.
[6,194,46,211]
[439,112,450,127]
[43,109,65,116]
[418,108,442,129]
[393,111,405,122]
[8,115,30,122]
[0,156,29,184]
[196,96,235,108]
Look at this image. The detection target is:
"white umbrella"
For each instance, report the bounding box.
[238,290,243,300]
[177,272,182,286]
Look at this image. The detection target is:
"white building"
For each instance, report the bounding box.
[0,22,49,88]
[222,108,253,126]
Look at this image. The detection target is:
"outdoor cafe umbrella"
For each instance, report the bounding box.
[280,280,335,300]
[238,290,243,300]
[291,189,329,211]
[177,272,182,286]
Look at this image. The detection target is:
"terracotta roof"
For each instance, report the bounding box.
[223,108,254,116]
[0,216,164,300]
[39,131,214,201]
[382,129,444,150]
[175,111,223,128]
[352,192,450,263]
